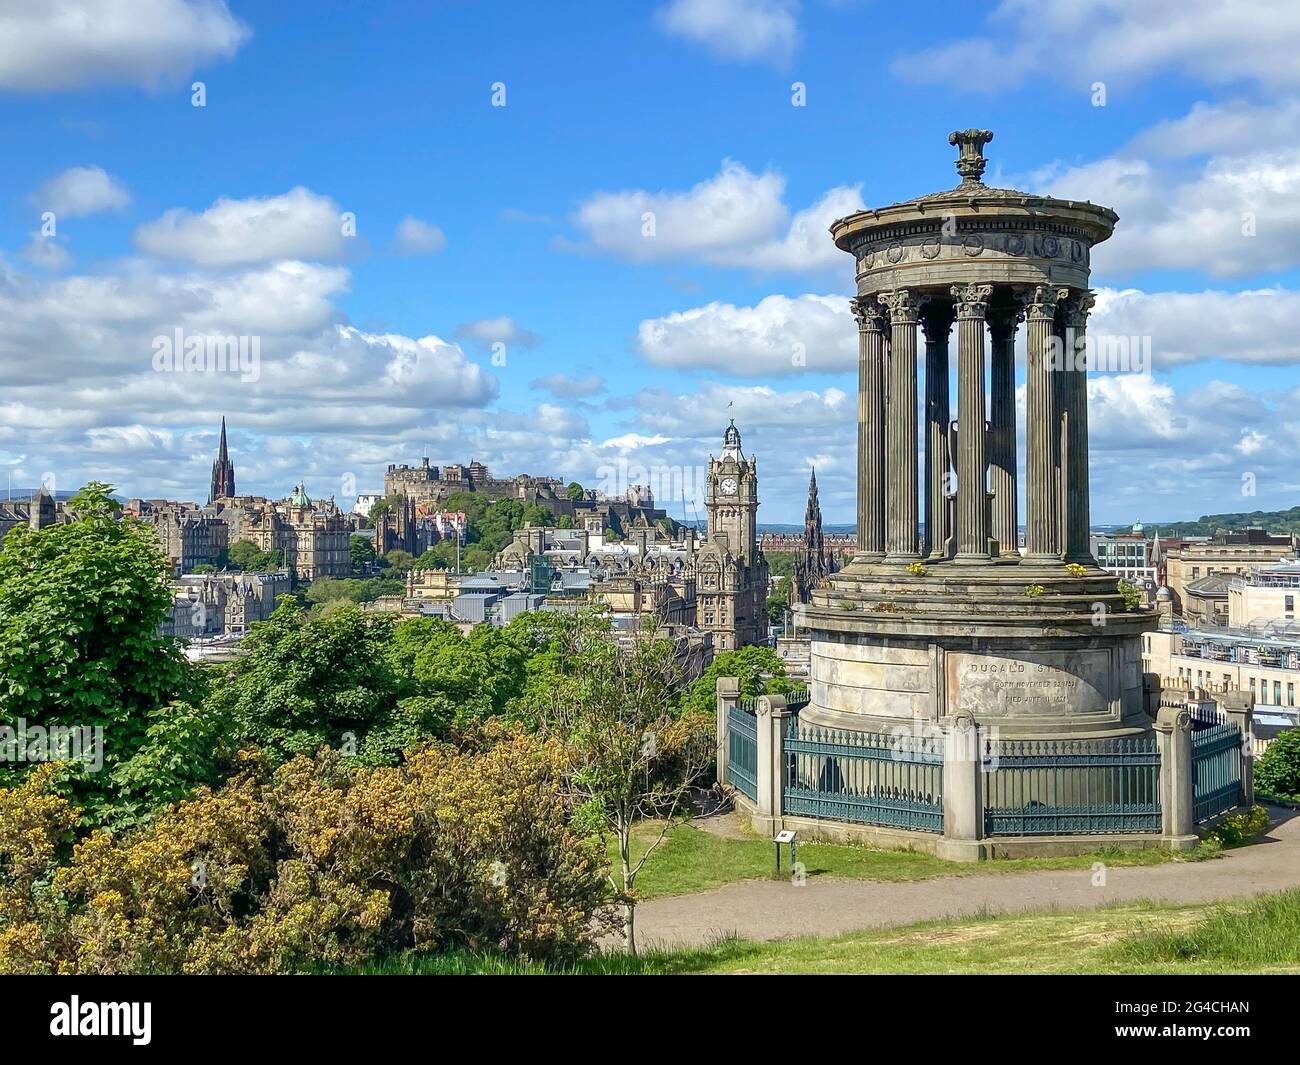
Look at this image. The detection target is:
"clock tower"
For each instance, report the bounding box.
[706,420,757,559]
[697,420,768,651]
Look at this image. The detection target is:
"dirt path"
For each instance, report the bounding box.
[634,807,1300,949]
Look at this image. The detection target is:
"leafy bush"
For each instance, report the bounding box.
[677,645,794,719]
[0,482,195,815]
[0,726,610,974]
[1202,805,1269,848]
[1255,729,1300,800]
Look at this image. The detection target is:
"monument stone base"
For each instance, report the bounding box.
[799,559,1158,741]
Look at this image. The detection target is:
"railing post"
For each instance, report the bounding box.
[1154,703,1198,850]
[752,694,790,837]
[938,712,984,862]
[1219,689,1255,807]
[715,676,740,788]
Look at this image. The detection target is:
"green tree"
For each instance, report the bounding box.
[679,645,794,719]
[766,583,791,625]
[766,550,796,579]
[350,534,376,572]
[0,482,194,809]
[227,540,284,573]
[367,494,405,523]
[565,482,584,502]
[1256,729,1300,799]
[383,549,415,573]
[208,600,407,764]
[414,542,458,570]
[532,614,712,955]
[304,577,403,607]
[1118,579,1143,612]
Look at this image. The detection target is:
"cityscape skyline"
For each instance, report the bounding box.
[2,1,1297,524]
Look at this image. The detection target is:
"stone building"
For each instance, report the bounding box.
[491,422,770,651]
[129,498,230,575]
[215,485,351,581]
[0,486,68,541]
[1163,528,1299,616]
[381,456,673,535]
[163,570,290,638]
[790,469,837,605]
[1229,560,1300,627]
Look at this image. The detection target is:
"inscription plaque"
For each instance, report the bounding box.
[947,650,1110,718]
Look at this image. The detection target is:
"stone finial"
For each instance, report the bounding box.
[949,128,993,184]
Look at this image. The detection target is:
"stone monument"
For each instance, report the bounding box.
[800,130,1156,740]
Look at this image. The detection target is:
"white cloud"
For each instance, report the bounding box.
[393,216,446,256]
[637,293,855,375]
[893,0,1300,93]
[1127,99,1300,160]
[531,372,605,398]
[656,0,800,67]
[0,0,250,91]
[133,187,346,266]
[1091,286,1300,366]
[1030,132,1300,278]
[572,159,862,272]
[30,166,130,218]
[20,234,71,270]
[453,315,541,351]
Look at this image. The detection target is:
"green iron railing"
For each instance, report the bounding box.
[784,718,944,833]
[1192,720,1243,824]
[726,704,757,801]
[983,735,1161,836]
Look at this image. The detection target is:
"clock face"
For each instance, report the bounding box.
[720,476,738,495]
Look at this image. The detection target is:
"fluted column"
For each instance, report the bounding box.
[921,302,954,560]
[851,296,888,560]
[878,288,922,563]
[1024,284,1066,563]
[1061,291,1096,563]
[951,284,993,563]
[987,296,1023,558]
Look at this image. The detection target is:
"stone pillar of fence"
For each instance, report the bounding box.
[715,676,740,788]
[1218,689,1255,807]
[938,712,984,862]
[753,693,791,837]
[1154,703,1198,850]
[1142,672,1162,720]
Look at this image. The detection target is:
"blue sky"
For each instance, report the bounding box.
[1,0,1297,525]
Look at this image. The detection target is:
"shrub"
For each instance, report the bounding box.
[0,726,610,974]
[1255,729,1300,800]
[1202,805,1269,848]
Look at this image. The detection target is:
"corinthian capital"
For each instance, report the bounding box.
[950,283,993,319]
[877,288,923,324]
[1062,290,1096,330]
[1026,284,1065,320]
[849,295,887,333]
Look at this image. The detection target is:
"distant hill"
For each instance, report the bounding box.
[1142,506,1300,538]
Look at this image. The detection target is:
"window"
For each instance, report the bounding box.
[1275,680,1283,705]
[1289,683,1295,707]
[1286,595,1295,614]
[1250,677,1256,695]
[1192,567,1201,578]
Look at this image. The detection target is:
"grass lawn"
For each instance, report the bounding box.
[357,889,1300,975]
[613,816,1175,901]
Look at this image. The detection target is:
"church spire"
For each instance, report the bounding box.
[208,417,236,504]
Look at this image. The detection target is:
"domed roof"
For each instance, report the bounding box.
[830,129,1118,252]
[1156,586,1172,600]
[289,483,311,507]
